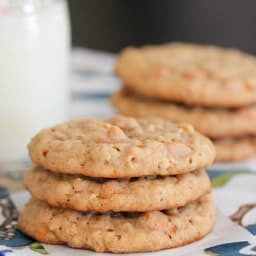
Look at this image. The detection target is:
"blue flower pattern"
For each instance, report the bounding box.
[205,241,256,256]
[0,249,13,256]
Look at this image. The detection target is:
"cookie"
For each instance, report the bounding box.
[28,116,215,177]
[24,166,211,212]
[111,89,256,139]
[18,194,215,253]
[214,136,256,162]
[115,42,256,107]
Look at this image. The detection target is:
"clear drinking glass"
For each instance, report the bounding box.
[0,0,70,163]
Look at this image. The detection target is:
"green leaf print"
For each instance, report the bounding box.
[211,173,237,188]
[29,242,48,255]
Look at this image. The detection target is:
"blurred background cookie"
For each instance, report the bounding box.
[112,43,256,162]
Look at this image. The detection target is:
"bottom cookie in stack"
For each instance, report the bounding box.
[19,194,215,253]
[18,116,216,253]
[111,90,256,162]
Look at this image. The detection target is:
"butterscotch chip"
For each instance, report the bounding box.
[18,194,215,253]
[111,89,256,139]
[24,166,211,212]
[28,116,215,177]
[214,136,256,162]
[116,42,256,107]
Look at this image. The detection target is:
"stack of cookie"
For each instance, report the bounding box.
[112,43,256,162]
[18,115,215,253]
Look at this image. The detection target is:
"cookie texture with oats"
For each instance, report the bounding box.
[24,166,211,212]
[28,116,215,177]
[214,136,256,162]
[18,194,215,253]
[116,42,256,107]
[111,89,256,139]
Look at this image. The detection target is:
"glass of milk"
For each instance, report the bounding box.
[0,0,70,163]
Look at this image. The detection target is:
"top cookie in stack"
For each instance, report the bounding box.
[18,115,216,253]
[112,42,256,162]
[28,116,214,177]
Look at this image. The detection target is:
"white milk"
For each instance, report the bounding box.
[0,0,70,162]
